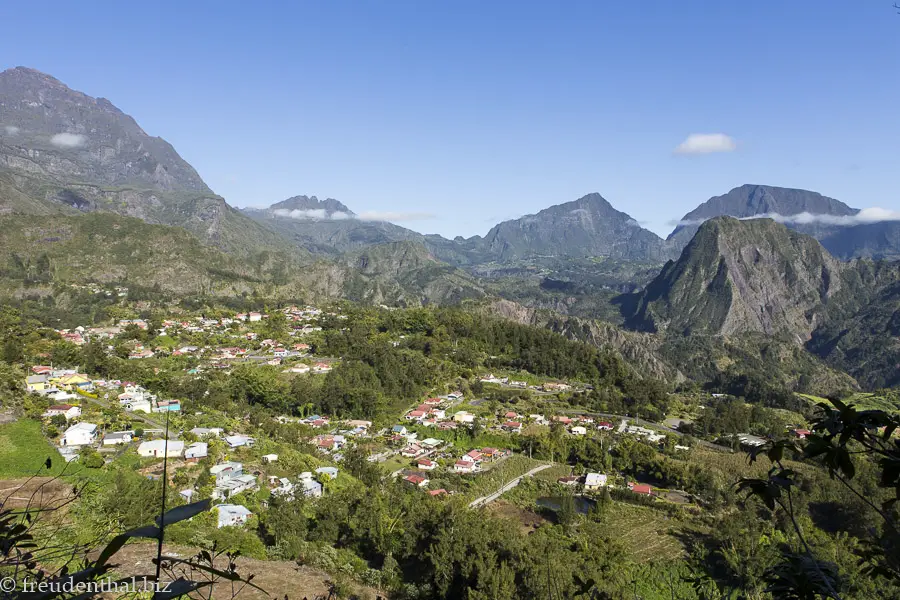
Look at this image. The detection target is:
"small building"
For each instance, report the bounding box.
[454,460,476,474]
[210,461,243,482]
[584,473,608,490]
[137,439,184,458]
[428,489,448,497]
[44,404,82,420]
[629,483,653,496]
[416,458,436,471]
[102,431,133,446]
[501,421,523,433]
[224,434,255,448]
[453,411,475,424]
[315,466,339,479]
[26,375,50,392]
[404,474,429,488]
[190,427,224,438]
[215,504,252,528]
[570,426,587,436]
[401,444,424,458]
[262,454,278,463]
[391,425,408,436]
[185,442,208,461]
[298,473,323,497]
[61,422,98,447]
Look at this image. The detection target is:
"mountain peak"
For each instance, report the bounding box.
[269,195,353,216]
[625,216,843,338]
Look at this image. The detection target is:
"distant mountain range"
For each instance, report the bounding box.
[668,184,900,261]
[1,66,899,386]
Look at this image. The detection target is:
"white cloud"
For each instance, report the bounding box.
[273,208,328,220]
[272,207,437,223]
[672,208,900,229]
[357,211,436,222]
[50,133,87,148]
[674,133,736,155]
[3,125,20,135]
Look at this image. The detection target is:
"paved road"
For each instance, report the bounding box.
[469,463,552,508]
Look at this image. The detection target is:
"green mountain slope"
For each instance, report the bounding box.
[0,212,305,297]
[297,241,487,307]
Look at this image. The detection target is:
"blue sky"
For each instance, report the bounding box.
[1,0,898,238]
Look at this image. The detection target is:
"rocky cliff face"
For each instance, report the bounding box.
[0,67,297,257]
[0,67,209,193]
[626,217,845,340]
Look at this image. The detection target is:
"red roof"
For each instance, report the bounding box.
[465,450,482,459]
[409,410,426,417]
[502,421,522,428]
[404,474,426,485]
[417,459,435,466]
[504,411,518,418]
[48,404,74,411]
[630,483,653,495]
[428,489,447,496]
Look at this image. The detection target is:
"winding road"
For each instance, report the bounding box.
[469,463,553,508]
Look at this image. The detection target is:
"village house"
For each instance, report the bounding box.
[298,472,323,497]
[463,449,483,463]
[401,444,424,458]
[316,466,338,480]
[628,482,654,496]
[184,442,208,461]
[262,454,278,463]
[404,474,429,488]
[428,489,448,497]
[190,427,224,438]
[570,425,587,436]
[26,375,49,392]
[61,422,97,447]
[215,504,252,528]
[224,434,255,448]
[501,421,523,433]
[44,404,81,420]
[102,431,133,446]
[453,411,475,424]
[596,421,613,431]
[584,473,608,491]
[137,439,185,458]
[454,460,476,474]
[416,458,436,471]
[406,410,427,421]
[210,461,243,482]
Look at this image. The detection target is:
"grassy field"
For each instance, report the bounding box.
[599,503,690,562]
[0,419,64,478]
[798,392,900,414]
